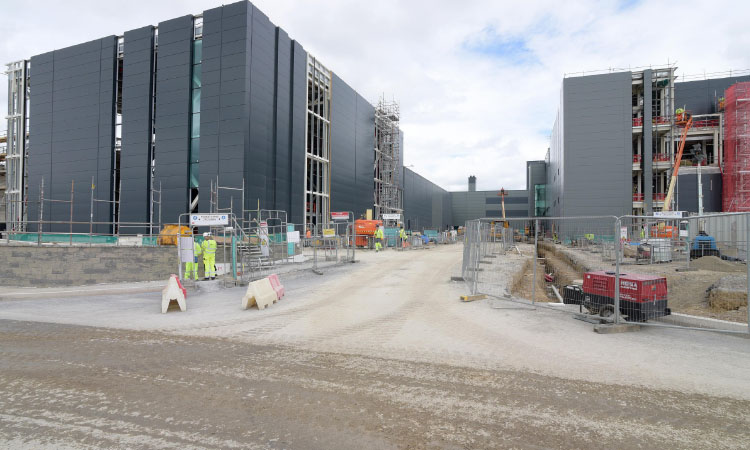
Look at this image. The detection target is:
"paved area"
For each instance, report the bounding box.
[1,245,750,448]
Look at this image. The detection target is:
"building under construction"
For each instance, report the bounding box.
[2,0,440,235]
[541,66,750,218]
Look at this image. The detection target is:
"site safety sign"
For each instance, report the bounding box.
[331,212,349,220]
[190,214,229,226]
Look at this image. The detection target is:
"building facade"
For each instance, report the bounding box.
[544,68,750,219]
[7,1,434,233]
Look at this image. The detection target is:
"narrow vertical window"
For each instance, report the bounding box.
[189,17,202,212]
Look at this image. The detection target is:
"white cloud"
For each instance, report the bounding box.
[2,0,749,192]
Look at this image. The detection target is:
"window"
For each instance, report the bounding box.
[188,32,202,199]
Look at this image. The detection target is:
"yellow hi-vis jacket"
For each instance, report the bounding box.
[375,228,384,239]
[202,239,217,255]
[399,229,407,239]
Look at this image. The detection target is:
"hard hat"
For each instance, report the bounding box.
[203,232,210,237]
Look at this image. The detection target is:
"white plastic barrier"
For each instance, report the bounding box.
[161,275,187,313]
[242,278,277,310]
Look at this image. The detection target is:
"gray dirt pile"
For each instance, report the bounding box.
[691,255,746,273]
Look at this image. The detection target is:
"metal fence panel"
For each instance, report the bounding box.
[461,213,749,334]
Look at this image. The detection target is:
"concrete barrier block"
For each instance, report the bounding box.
[161,275,187,313]
[242,278,277,310]
[268,273,285,300]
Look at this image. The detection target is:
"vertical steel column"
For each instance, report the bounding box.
[643,69,653,215]
[614,218,621,324]
[472,220,480,295]
[38,179,44,246]
[89,177,95,246]
[533,219,538,305]
[69,180,75,245]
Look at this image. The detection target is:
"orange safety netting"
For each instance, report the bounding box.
[722,82,750,211]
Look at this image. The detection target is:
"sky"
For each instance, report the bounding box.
[2,0,749,191]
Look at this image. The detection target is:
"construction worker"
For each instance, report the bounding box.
[201,232,217,280]
[374,226,384,252]
[399,225,408,248]
[676,107,690,123]
[184,235,202,281]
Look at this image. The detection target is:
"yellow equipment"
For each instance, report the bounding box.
[498,188,509,228]
[158,224,191,246]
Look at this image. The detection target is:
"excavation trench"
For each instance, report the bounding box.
[510,243,586,302]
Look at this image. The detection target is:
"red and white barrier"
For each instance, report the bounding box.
[162,274,187,313]
[268,273,285,300]
[242,278,277,310]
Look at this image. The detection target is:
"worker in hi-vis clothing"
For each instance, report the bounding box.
[374,226,384,252]
[399,226,408,248]
[185,236,202,281]
[201,232,218,280]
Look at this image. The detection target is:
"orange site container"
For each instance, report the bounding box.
[354,219,382,247]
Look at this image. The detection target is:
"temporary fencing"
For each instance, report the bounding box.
[462,213,750,335]
[3,176,162,246]
[174,212,359,286]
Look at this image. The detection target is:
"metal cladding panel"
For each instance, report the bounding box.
[28,51,55,230]
[547,84,564,218]
[355,94,375,215]
[273,28,292,213]
[677,171,722,213]
[28,37,117,232]
[675,76,750,115]
[330,74,358,215]
[449,190,528,226]
[561,73,632,217]
[402,167,448,230]
[246,4,276,210]
[154,15,193,224]
[121,26,155,227]
[289,41,307,225]
[199,2,250,213]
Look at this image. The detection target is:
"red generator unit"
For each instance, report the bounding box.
[564,271,670,321]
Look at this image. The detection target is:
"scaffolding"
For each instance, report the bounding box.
[630,66,676,214]
[722,82,750,211]
[374,95,403,220]
[5,60,29,232]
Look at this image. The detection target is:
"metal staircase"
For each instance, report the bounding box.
[230,217,273,284]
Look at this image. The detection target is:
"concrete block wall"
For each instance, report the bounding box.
[0,246,177,287]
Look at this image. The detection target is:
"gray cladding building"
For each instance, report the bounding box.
[7,0,457,233]
[544,67,750,219]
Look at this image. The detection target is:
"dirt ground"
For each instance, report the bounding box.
[2,244,750,448]
[2,319,750,450]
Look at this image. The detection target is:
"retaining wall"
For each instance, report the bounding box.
[0,246,178,287]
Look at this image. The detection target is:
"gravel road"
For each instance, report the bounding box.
[1,244,750,448]
[2,320,749,449]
